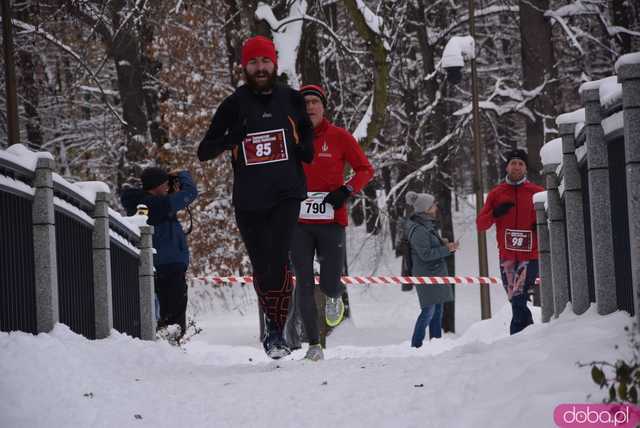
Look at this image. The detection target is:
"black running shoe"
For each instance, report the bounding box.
[263,318,291,359]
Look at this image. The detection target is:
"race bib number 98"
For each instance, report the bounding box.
[505,229,532,252]
[242,129,288,165]
[299,192,334,220]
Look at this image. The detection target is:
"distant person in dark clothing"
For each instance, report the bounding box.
[197,35,314,359]
[121,167,198,338]
[476,149,544,335]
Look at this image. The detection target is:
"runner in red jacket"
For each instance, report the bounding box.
[290,85,374,360]
[476,149,544,335]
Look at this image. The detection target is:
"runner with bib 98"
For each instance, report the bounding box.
[476,149,543,335]
[197,36,314,359]
[290,85,374,361]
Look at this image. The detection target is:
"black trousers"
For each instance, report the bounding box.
[235,199,300,330]
[290,223,346,346]
[155,266,188,334]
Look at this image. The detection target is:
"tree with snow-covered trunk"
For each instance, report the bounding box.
[519,0,557,184]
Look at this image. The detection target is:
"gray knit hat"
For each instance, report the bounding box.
[405,191,436,213]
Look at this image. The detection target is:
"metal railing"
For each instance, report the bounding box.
[538,52,640,324]
[0,147,155,340]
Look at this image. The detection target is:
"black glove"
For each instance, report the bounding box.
[223,123,247,149]
[322,186,352,209]
[492,202,515,218]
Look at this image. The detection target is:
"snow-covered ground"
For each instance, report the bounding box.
[0,197,632,428]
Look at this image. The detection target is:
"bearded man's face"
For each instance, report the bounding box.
[244,57,276,92]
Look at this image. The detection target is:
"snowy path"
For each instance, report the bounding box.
[1,205,632,427]
[0,286,633,428]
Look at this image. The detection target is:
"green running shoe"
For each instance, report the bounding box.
[325,296,345,327]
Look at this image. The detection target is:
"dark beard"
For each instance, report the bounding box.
[244,69,276,93]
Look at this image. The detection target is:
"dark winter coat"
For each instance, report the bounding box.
[197,84,314,211]
[405,212,454,307]
[120,171,198,271]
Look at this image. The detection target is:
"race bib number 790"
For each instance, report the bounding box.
[505,229,532,252]
[242,129,289,166]
[299,192,335,220]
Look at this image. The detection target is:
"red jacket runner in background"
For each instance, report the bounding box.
[300,118,374,227]
[476,180,544,261]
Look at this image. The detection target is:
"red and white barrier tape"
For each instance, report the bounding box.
[192,275,530,285]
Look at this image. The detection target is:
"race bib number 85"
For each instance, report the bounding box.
[505,229,532,252]
[242,129,289,165]
[299,192,334,220]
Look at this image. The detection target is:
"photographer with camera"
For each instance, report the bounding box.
[121,167,198,339]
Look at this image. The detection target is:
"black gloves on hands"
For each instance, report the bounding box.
[223,124,247,150]
[493,202,515,218]
[322,185,352,209]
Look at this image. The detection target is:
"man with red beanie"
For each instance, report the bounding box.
[476,149,543,335]
[197,36,314,359]
[291,84,374,361]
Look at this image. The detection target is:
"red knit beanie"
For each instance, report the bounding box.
[300,84,327,107]
[241,36,277,67]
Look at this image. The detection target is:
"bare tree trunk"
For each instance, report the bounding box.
[609,0,632,53]
[140,15,167,148]
[298,15,321,85]
[414,1,455,332]
[519,0,556,185]
[16,49,42,148]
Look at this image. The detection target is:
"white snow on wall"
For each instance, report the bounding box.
[555,108,585,125]
[599,76,622,109]
[578,78,605,94]
[0,174,35,196]
[601,111,624,137]
[109,208,141,238]
[1,144,53,172]
[533,191,547,205]
[109,229,141,256]
[615,52,640,72]
[53,197,95,227]
[540,138,563,166]
[574,122,585,139]
[74,181,111,204]
[52,173,94,207]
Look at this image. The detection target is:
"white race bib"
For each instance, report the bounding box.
[299,192,335,220]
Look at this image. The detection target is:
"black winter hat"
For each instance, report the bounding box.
[141,167,169,191]
[504,149,529,169]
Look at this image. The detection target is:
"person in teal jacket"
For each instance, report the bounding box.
[404,191,458,347]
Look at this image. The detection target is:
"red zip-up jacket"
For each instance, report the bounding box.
[300,118,374,227]
[476,180,544,261]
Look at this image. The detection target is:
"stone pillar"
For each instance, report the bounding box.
[92,192,113,339]
[559,123,590,314]
[544,164,570,317]
[582,87,617,315]
[32,157,58,332]
[618,59,640,326]
[535,200,553,322]
[138,225,155,340]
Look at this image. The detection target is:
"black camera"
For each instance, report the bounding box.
[168,174,180,193]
